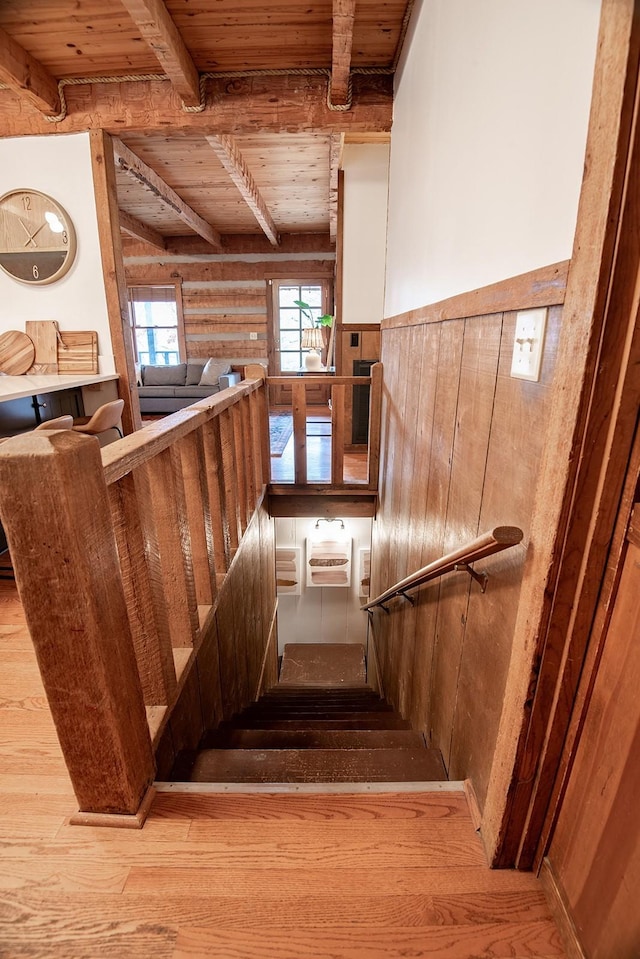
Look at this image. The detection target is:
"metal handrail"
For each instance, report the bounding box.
[362,526,524,612]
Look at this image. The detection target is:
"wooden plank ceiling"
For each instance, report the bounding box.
[0,0,400,248]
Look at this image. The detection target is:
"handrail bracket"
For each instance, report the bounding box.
[454,562,489,593]
[399,591,415,605]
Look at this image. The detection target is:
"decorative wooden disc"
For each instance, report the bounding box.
[0,330,36,375]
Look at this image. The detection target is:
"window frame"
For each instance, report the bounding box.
[127,281,186,366]
[268,277,333,374]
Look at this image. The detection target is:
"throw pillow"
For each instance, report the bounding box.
[199,358,231,386]
[142,363,187,386]
[185,361,206,386]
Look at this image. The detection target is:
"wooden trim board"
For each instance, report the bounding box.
[382,261,569,330]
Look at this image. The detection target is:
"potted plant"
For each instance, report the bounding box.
[295,300,334,370]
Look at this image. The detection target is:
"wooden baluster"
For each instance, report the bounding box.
[231,403,248,534]
[201,416,231,575]
[109,475,177,705]
[253,381,271,488]
[331,383,346,486]
[219,407,241,552]
[292,380,307,485]
[240,393,256,519]
[137,448,199,648]
[368,362,383,490]
[0,432,154,815]
[177,430,216,607]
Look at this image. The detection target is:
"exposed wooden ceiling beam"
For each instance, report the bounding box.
[112,138,222,250]
[206,135,280,247]
[331,0,356,106]
[119,210,166,251]
[119,0,200,107]
[0,26,60,116]
[0,76,393,137]
[329,134,344,243]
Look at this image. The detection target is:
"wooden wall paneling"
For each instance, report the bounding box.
[177,431,216,608]
[424,318,469,768]
[229,552,250,710]
[434,314,502,777]
[407,324,442,733]
[195,614,224,733]
[544,535,640,956]
[361,329,381,359]
[379,326,413,710]
[201,416,232,576]
[90,130,141,434]
[451,308,560,807]
[369,330,402,694]
[137,449,199,650]
[393,325,426,719]
[108,475,177,706]
[214,578,240,720]
[165,664,205,757]
[481,0,640,865]
[218,409,241,553]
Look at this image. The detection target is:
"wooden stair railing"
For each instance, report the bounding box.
[267,362,382,489]
[363,526,524,612]
[0,376,270,823]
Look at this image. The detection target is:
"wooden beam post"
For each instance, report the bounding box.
[89,130,142,434]
[119,209,166,251]
[0,431,155,815]
[206,135,280,246]
[331,0,356,106]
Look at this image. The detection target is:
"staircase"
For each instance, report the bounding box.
[170,683,446,785]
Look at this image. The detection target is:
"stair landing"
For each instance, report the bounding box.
[279,642,367,687]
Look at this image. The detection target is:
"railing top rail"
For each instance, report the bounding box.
[266,375,372,387]
[101,377,263,486]
[362,525,524,611]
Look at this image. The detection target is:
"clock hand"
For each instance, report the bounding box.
[22,222,47,248]
[17,217,34,242]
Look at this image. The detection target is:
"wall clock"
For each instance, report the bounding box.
[0,189,77,285]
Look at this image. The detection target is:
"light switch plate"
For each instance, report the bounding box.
[511,308,547,381]
[250,331,258,340]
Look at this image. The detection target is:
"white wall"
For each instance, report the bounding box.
[0,134,115,372]
[275,515,372,654]
[384,0,601,316]
[341,143,390,325]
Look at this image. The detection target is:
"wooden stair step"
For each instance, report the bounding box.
[185,747,447,783]
[279,643,367,687]
[242,707,395,720]
[200,729,425,750]
[223,715,412,730]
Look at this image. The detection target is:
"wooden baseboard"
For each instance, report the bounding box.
[539,858,587,959]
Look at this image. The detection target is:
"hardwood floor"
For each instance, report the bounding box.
[0,580,565,958]
[270,408,368,484]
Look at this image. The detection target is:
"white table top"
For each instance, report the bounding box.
[0,373,119,403]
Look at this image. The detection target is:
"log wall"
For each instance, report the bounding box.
[123,235,335,370]
[370,262,567,810]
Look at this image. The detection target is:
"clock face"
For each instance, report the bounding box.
[0,190,77,285]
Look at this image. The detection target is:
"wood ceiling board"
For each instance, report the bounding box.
[0,2,162,79]
[0,0,407,78]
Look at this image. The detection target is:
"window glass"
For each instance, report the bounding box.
[128,286,181,365]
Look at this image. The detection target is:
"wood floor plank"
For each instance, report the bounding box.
[172,922,565,958]
[149,791,471,822]
[0,578,565,959]
[125,865,545,898]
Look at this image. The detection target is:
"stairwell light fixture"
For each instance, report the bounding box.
[314,518,345,530]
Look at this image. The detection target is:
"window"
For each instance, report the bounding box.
[270,279,332,373]
[128,285,184,365]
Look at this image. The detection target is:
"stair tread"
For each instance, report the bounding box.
[200,729,425,750]
[243,707,395,719]
[223,716,412,730]
[279,643,367,687]
[184,747,447,783]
